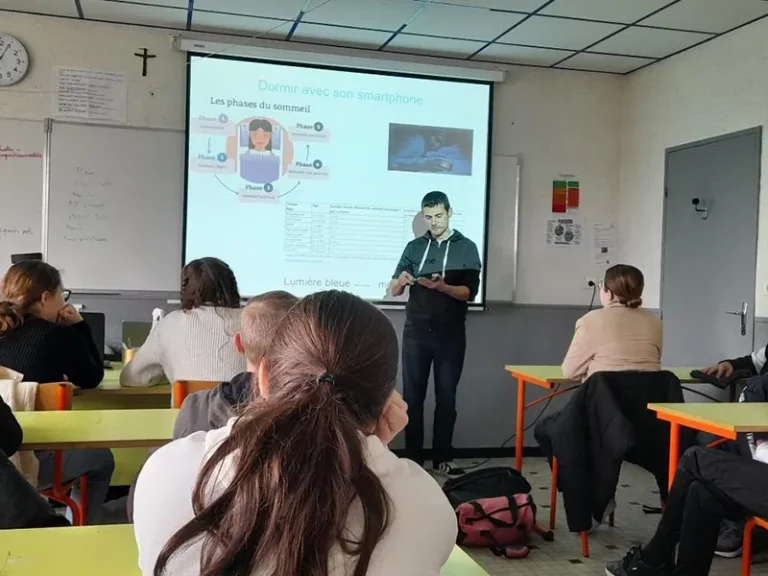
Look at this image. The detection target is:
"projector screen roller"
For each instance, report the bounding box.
[184,55,492,302]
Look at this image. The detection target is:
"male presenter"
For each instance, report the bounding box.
[390,191,481,476]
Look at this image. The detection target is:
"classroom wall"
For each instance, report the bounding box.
[620,17,768,317]
[0,11,623,448]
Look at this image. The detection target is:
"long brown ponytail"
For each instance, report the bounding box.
[154,290,399,576]
[0,261,62,335]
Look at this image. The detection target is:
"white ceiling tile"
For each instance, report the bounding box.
[0,0,79,17]
[474,43,572,66]
[109,0,190,8]
[191,11,291,38]
[559,52,654,73]
[404,3,524,41]
[292,23,392,49]
[642,0,768,33]
[80,0,187,27]
[591,26,711,58]
[302,0,420,31]
[541,0,672,24]
[427,0,549,12]
[385,33,487,58]
[193,0,306,21]
[500,15,623,50]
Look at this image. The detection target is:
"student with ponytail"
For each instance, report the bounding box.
[561,264,662,381]
[133,290,456,576]
[0,260,114,524]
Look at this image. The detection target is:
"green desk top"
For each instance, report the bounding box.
[17,409,178,450]
[505,365,703,385]
[648,402,768,434]
[76,363,171,396]
[0,525,488,576]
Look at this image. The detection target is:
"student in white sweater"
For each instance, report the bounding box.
[133,290,457,576]
[121,258,246,387]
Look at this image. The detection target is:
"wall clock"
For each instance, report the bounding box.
[0,34,29,87]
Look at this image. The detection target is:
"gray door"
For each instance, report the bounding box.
[661,128,761,367]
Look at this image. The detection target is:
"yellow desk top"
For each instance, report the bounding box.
[0,525,488,576]
[17,409,178,450]
[648,402,768,434]
[505,365,703,386]
[75,363,171,397]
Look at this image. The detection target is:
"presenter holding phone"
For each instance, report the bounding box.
[390,191,481,477]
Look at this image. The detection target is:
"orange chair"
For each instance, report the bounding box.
[549,456,614,558]
[35,382,87,526]
[172,380,219,409]
[741,516,768,576]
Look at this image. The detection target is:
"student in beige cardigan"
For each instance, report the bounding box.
[562,264,662,381]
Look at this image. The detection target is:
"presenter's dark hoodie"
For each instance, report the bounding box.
[393,230,481,327]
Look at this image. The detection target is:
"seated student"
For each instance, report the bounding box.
[700,343,768,379]
[127,290,297,521]
[133,290,456,576]
[0,395,68,529]
[121,257,246,387]
[173,290,297,439]
[562,264,662,381]
[606,445,768,576]
[0,261,113,524]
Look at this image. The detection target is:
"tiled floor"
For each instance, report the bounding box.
[449,457,768,576]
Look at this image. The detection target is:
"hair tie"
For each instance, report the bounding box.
[317,372,335,386]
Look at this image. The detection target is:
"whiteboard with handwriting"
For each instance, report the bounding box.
[0,119,43,274]
[46,122,183,292]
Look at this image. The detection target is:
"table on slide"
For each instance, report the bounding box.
[648,402,768,489]
[17,409,178,450]
[504,366,703,471]
[0,525,490,576]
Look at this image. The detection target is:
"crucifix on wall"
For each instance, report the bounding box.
[134,47,156,77]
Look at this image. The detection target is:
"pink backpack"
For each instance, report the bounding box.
[456,494,551,559]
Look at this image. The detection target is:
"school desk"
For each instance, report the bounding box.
[17,409,178,450]
[504,366,702,471]
[648,402,768,489]
[75,362,172,398]
[0,524,489,576]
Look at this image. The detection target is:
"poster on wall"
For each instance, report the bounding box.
[546,216,583,246]
[552,176,580,213]
[592,222,618,266]
[52,67,127,123]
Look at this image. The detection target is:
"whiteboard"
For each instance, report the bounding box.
[0,119,43,274]
[485,155,520,302]
[46,122,184,292]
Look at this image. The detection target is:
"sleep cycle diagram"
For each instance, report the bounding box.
[189,112,330,203]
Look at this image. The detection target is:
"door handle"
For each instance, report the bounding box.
[726,301,748,336]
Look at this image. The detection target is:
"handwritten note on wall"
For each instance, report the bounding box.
[53,67,127,124]
[0,119,43,266]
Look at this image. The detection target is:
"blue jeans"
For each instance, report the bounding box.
[36,449,115,525]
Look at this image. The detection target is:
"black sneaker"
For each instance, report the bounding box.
[715,519,744,558]
[605,547,674,576]
[434,462,465,477]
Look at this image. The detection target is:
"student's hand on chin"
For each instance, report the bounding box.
[375,391,408,445]
[57,304,83,325]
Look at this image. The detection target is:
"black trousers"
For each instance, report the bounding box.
[643,446,768,575]
[401,321,466,466]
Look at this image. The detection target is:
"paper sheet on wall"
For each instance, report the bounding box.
[52,67,127,123]
[593,222,618,266]
[546,216,582,246]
